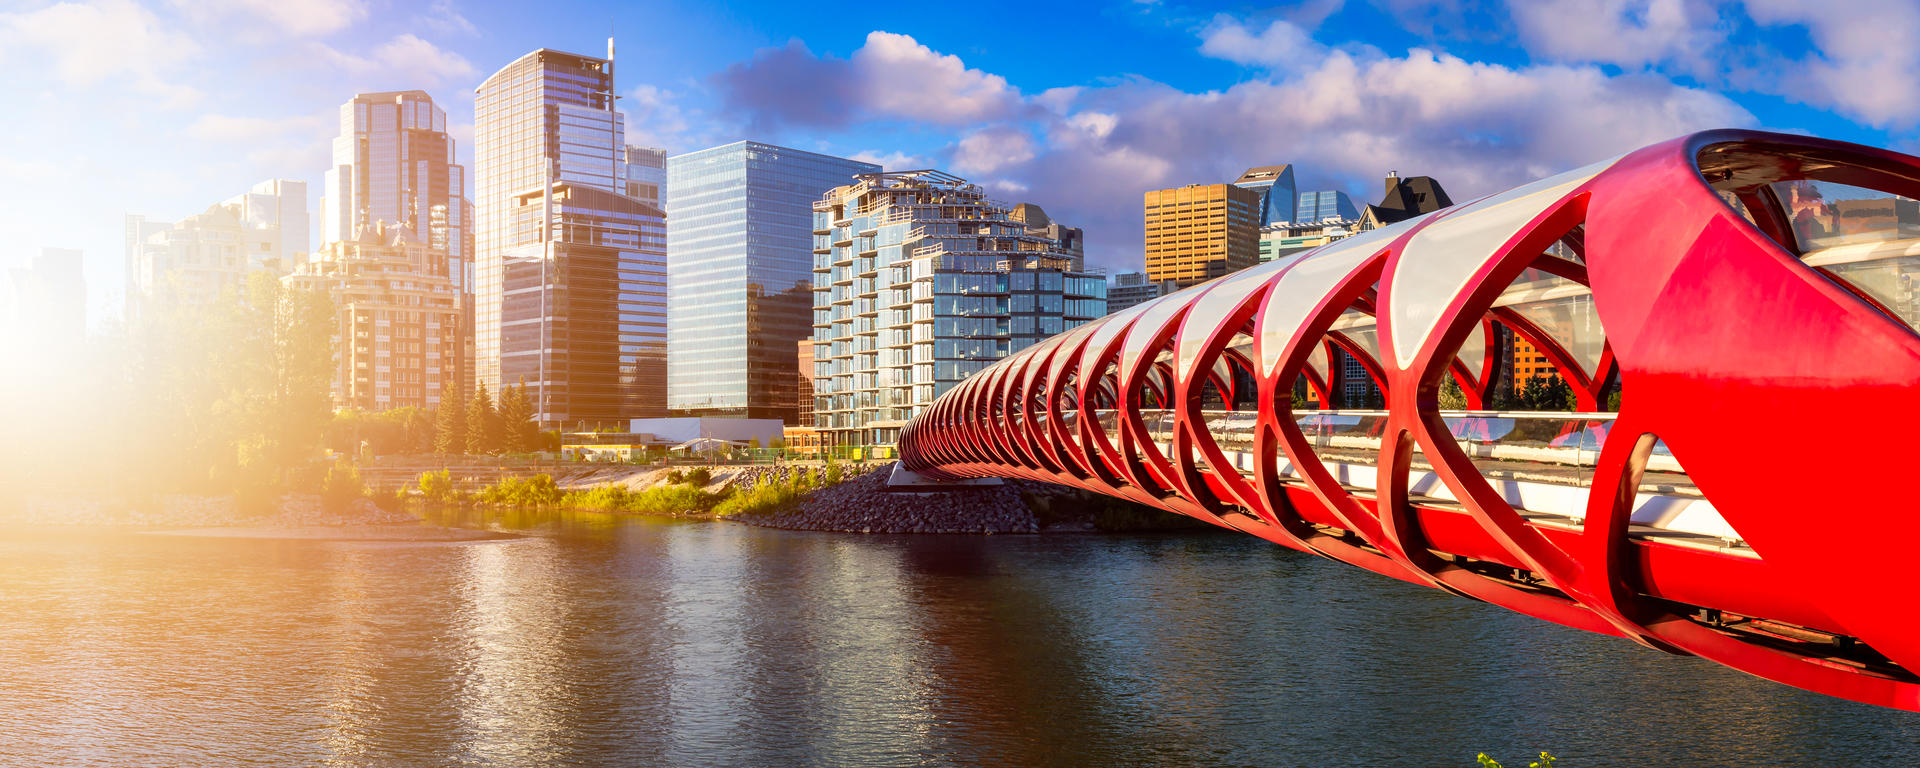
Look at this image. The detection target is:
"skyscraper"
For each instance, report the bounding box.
[665,142,877,423]
[623,145,666,208]
[225,179,310,270]
[1143,183,1261,288]
[475,44,664,427]
[1297,189,1360,223]
[812,171,1105,449]
[1233,164,1297,227]
[322,91,470,285]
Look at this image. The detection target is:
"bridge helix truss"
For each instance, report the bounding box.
[897,130,1920,710]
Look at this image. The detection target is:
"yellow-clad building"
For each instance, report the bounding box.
[1144,183,1261,288]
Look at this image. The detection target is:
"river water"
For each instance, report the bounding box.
[0,518,1913,767]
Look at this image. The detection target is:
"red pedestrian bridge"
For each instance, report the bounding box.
[896,130,1920,710]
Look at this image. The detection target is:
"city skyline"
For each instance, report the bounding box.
[8,0,1920,330]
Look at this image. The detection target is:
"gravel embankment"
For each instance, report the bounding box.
[741,467,1040,534]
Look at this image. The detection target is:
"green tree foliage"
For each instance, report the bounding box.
[417,469,454,502]
[329,407,434,456]
[116,272,334,503]
[1439,375,1470,410]
[435,398,467,454]
[465,383,502,455]
[496,379,538,453]
[1516,375,1576,412]
[319,460,366,512]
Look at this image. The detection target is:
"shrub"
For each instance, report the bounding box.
[823,462,844,486]
[320,460,366,512]
[686,467,712,486]
[712,481,800,518]
[417,469,453,502]
[567,483,633,511]
[627,483,725,515]
[476,474,563,508]
[665,469,685,485]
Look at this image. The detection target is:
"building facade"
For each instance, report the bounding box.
[1297,189,1360,223]
[127,182,308,313]
[224,179,310,271]
[282,223,465,411]
[623,145,666,208]
[476,45,665,426]
[9,248,85,344]
[665,142,877,423]
[1107,271,1176,313]
[1143,183,1260,288]
[322,91,469,284]
[1233,164,1297,227]
[812,170,1105,449]
[1259,219,1357,262]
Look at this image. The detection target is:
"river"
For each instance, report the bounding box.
[0,517,1913,766]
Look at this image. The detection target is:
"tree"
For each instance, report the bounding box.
[466,383,502,455]
[435,397,467,454]
[497,379,538,453]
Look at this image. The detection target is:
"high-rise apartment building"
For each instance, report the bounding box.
[666,142,877,423]
[322,91,470,284]
[476,44,667,426]
[283,223,465,411]
[1297,189,1360,223]
[127,181,309,313]
[1233,165,1297,227]
[1107,271,1177,313]
[225,179,310,270]
[812,170,1106,449]
[1143,183,1260,288]
[623,145,666,208]
[9,248,85,344]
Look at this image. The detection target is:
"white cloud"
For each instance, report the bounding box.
[951,128,1036,175]
[853,31,1020,125]
[1199,15,1327,69]
[1739,0,1920,127]
[1509,0,1721,70]
[308,34,475,87]
[999,46,1752,271]
[172,0,366,37]
[0,0,200,106]
[850,150,927,169]
[417,0,477,36]
[718,31,1020,130]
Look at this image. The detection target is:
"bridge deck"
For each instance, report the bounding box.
[1044,409,1746,553]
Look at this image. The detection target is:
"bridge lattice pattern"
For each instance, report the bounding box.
[898,130,1920,710]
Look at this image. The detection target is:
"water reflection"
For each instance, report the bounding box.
[0,524,1915,767]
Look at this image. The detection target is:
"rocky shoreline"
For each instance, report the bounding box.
[731,465,1210,535]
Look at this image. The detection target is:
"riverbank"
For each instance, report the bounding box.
[733,466,1214,535]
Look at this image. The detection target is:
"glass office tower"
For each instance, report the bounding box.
[1233,164,1296,227]
[1297,189,1360,222]
[476,45,663,426]
[665,142,877,423]
[322,91,468,275]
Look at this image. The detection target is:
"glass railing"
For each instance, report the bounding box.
[1060,409,1692,494]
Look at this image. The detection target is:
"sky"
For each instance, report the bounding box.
[4,0,1918,330]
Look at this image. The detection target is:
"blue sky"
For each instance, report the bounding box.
[3,0,1916,328]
